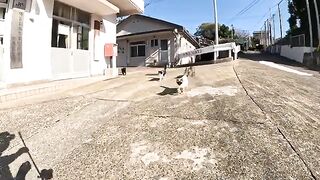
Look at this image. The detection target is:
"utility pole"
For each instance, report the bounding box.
[306,0,314,52]
[313,0,320,48]
[269,20,272,45]
[213,0,219,60]
[265,20,268,48]
[272,14,276,44]
[278,0,284,39]
[231,24,234,39]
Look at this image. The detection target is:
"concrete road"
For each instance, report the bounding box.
[0,53,319,179]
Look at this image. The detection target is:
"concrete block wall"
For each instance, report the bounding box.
[269,45,315,64]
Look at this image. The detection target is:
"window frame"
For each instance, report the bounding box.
[151,39,158,47]
[0,1,8,20]
[130,41,146,57]
[51,1,90,50]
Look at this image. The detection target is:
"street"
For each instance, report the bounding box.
[1,53,320,179]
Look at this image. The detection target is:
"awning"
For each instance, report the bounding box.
[57,0,119,16]
[108,0,144,16]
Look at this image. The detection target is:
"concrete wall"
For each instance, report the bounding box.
[280,45,315,63]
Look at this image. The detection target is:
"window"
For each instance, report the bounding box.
[0,0,8,20]
[151,39,158,47]
[130,41,145,57]
[160,40,168,50]
[51,19,71,48]
[51,1,90,50]
[0,8,5,19]
[77,26,89,50]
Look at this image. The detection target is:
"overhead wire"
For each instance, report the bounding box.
[228,0,263,23]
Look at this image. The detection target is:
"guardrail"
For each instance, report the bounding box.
[177,42,241,60]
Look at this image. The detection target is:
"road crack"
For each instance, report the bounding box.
[232,63,317,180]
[135,113,265,125]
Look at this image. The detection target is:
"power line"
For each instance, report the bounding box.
[228,0,263,23]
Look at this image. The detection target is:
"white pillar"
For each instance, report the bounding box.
[306,0,313,51]
[313,0,320,48]
[229,50,232,58]
[213,0,219,59]
[213,0,219,45]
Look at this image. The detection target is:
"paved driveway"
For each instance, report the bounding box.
[1,54,319,179]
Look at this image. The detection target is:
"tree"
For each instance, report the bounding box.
[234,29,250,39]
[288,0,320,47]
[194,23,232,41]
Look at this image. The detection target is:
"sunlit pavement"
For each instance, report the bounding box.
[1,53,319,179]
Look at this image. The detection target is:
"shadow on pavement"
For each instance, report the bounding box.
[240,52,320,72]
[149,78,160,81]
[145,73,159,76]
[0,131,53,180]
[157,86,177,96]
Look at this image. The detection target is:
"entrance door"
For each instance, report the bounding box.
[160,39,168,62]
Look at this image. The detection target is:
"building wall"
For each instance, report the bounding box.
[178,35,196,65]
[2,0,54,84]
[117,31,196,67]
[90,14,117,76]
[0,0,120,85]
[117,32,174,67]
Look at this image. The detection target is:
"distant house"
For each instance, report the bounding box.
[253,31,267,46]
[116,14,199,67]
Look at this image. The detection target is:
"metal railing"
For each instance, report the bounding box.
[290,34,305,47]
[274,34,306,47]
[145,49,160,65]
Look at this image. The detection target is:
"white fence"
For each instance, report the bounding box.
[280,45,315,63]
[178,42,241,60]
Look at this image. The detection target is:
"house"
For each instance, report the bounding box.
[253,31,267,46]
[0,0,144,87]
[116,14,199,67]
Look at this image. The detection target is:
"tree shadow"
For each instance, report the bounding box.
[240,52,320,72]
[0,131,53,180]
[157,86,178,96]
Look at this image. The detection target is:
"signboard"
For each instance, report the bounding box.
[13,0,27,10]
[104,44,118,57]
[10,9,24,69]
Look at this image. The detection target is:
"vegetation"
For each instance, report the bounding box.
[288,0,319,47]
[194,23,233,41]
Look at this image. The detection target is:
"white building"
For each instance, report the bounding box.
[117,15,199,67]
[0,0,144,87]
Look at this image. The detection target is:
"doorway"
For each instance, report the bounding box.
[160,39,168,62]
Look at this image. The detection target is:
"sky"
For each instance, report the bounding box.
[144,0,291,38]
